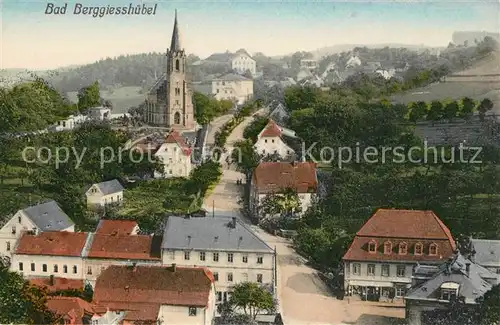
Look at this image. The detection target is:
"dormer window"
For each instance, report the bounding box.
[368,241,377,253]
[414,243,423,255]
[399,242,408,255]
[440,282,459,300]
[384,241,392,255]
[429,243,438,256]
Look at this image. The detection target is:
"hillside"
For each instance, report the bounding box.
[311,43,443,59]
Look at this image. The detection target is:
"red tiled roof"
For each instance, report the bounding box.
[87,234,161,260]
[96,220,138,235]
[102,302,160,321]
[46,297,95,322]
[252,161,317,193]
[30,277,84,292]
[260,120,282,137]
[343,209,457,262]
[356,209,456,242]
[16,232,88,257]
[93,265,213,308]
[165,130,192,156]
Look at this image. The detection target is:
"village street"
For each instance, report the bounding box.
[202,114,406,325]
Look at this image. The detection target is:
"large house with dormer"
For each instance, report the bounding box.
[343,209,457,301]
[0,200,75,257]
[154,130,193,178]
[211,73,253,105]
[254,120,296,160]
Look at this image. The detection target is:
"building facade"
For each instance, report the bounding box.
[231,49,256,75]
[85,179,124,208]
[254,120,295,160]
[161,216,276,306]
[145,11,196,130]
[154,130,193,178]
[343,209,457,301]
[211,73,253,105]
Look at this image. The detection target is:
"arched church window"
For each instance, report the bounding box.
[174,112,181,124]
[175,59,180,71]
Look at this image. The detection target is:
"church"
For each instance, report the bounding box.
[144,11,196,131]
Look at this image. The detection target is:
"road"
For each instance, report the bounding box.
[202,113,405,325]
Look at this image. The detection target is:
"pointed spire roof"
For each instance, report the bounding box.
[170,9,181,52]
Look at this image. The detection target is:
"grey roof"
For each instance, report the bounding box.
[204,52,234,62]
[22,200,74,231]
[471,238,500,267]
[95,179,124,195]
[215,73,250,81]
[161,216,274,252]
[169,10,181,51]
[405,254,499,304]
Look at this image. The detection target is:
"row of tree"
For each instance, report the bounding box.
[407,97,494,122]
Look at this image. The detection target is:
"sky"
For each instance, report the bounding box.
[1,0,499,69]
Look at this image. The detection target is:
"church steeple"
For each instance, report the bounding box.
[169,9,181,52]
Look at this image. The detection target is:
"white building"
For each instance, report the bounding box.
[11,231,89,280]
[88,107,111,121]
[231,49,256,75]
[300,59,318,71]
[345,55,362,68]
[343,209,457,301]
[250,162,318,219]
[93,264,216,325]
[154,130,193,178]
[254,120,295,159]
[0,201,75,257]
[212,73,253,105]
[54,114,88,131]
[85,179,124,208]
[161,216,276,306]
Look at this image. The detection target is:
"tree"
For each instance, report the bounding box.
[77,81,101,111]
[478,98,494,121]
[259,187,302,219]
[242,116,269,143]
[478,284,500,325]
[460,97,476,119]
[231,140,261,183]
[444,101,460,120]
[193,92,232,125]
[426,101,444,121]
[227,282,275,320]
[0,256,58,324]
[408,101,428,122]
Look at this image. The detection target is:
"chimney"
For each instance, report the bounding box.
[231,217,237,228]
[49,274,54,286]
[172,263,176,272]
[465,262,471,276]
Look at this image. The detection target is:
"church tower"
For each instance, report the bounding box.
[165,10,195,130]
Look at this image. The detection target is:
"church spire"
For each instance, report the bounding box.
[170,9,181,52]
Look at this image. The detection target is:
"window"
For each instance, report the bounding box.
[63,265,68,273]
[175,59,180,71]
[396,287,406,297]
[54,265,58,273]
[227,272,233,282]
[42,264,47,272]
[399,242,408,255]
[367,264,376,276]
[6,241,10,251]
[429,243,438,256]
[414,243,423,255]
[175,100,179,105]
[264,139,268,143]
[216,89,219,93]
[19,262,23,271]
[257,274,263,283]
[199,251,206,261]
[31,263,35,271]
[11,226,16,235]
[384,241,392,254]
[242,255,248,263]
[227,253,234,263]
[353,263,361,275]
[184,251,190,260]
[441,289,457,301]
[188,307,197,316]
[257,256,263,264]
[381,264,390,277]
[213,272,219,282]
[368,241,377,253]
[397,265,406,277]
[87,266,92,275]
[242,273,248,281]
[18,215,21,223]
[213,252,219,262]
[222,81,225,86]
[216,291,222,302]
[92,320,98,325]
[73,265,77,274]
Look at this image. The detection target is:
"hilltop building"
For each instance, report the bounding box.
[144,11,196,131]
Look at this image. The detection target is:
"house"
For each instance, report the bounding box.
[11,231,89,280]
[254,120,295,160]
[375,68,396,80]
[470,238,500,274]
[92,264,216,325]
[46,296,96,325]
[250,162,318,218]
[85,179,124,208]
[343,209,457,301]
[267,102,289,125]
[300,75,324,87]
[300,59,318,71]
[54,115,88,131]
[87,107,111,121]
[161,216,276,306]
[30,275,84,292]
[211,73,254,105]
[345,55,362,68]
[154,130,193,178]
[0,200,75,256]
[95,219,139,236]
[405,253,500,325]
[231,49,257,75]
[83,231,162,286]
[296,68,313,81]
